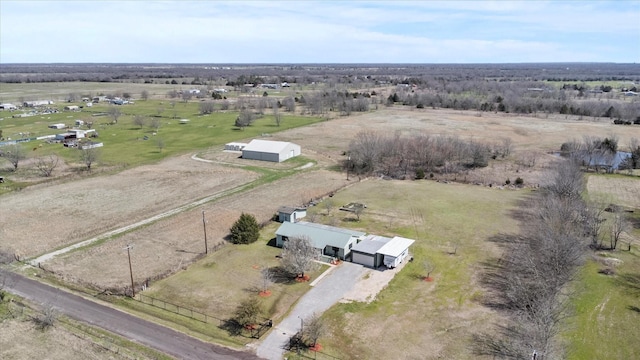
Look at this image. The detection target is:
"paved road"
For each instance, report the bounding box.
[0,269,261,360]
[256,262,366,360]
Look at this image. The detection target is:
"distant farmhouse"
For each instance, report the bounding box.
[23,100,53,107]
[240,139,301,162]
[0,103,17,110]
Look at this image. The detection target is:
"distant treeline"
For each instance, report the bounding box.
[1,63,639,84]
[387,81,640,121]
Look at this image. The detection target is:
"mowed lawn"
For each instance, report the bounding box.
[565,252,640,360]
[139,222,329,347]
[565,178,640,360]
[303,179,525,359]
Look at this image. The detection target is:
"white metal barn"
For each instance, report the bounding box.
[241,139,301,162]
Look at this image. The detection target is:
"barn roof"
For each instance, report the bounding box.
[377,236,415,257]
[243,139,295,154]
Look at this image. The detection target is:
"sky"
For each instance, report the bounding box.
[1,0,639,64]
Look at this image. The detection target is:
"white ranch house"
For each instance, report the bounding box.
[275,221,415,268]
[276,221,365,260]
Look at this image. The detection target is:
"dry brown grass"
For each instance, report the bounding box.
[0,155,258,258]
[45,168,350,291]
[586,174,640,209]
[0,318,139,360]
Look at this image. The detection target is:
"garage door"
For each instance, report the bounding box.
[352,251,375,267]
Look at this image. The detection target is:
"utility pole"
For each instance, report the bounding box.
[202,210,208,254]
[124,245,135,297]
[298,316,304,353]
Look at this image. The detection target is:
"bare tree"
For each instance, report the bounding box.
[609,209,627,250]
[273,101,282,126]
[3,144,25,171]
[79,147,100,170]
[220,100,230,111]
[199,101,215,115]
[107,106,122,124]
[233,296,263,328]
[181,91,193,103]
[141,89,149,101]
[156,107,165,117]
[149,118,161,132]
[423,260,435,280]
[353,205,364,221]
[260,267,274,294]
[281,235,318,278]
[157,138,165,153]
[322,199,335,216]
[282,96,296,112]
[303,313,325,347]
[133,115,146,129]
[34,154,59,177]
[235,109,255,130]
[33,303,57,330]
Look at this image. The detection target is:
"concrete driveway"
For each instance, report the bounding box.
[256,262,367,360]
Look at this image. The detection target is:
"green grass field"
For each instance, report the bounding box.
[563,204,640,360]
[137,222,329,347]
[303,180,525,359]
[0,100,321,169]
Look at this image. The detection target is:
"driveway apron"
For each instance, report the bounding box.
[256,262,366,359]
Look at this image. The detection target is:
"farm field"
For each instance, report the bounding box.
[0,155,259,259]
[44,168,350,291]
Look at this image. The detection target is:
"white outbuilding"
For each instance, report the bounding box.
[241,139,301,162]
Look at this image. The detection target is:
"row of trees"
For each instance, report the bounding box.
[3,63,638,84]
[346,131,511,178]
[475,160,592,358]
[1,143,100,174]
[389,88,640,121]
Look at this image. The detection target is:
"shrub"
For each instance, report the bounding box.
[230,213,260,244]
[505,178,511,185]
[415,168,425,179]
[514,177,524,186]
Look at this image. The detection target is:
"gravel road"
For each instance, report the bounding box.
[1,269,261,360]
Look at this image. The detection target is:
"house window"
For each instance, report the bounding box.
[349,243,353,249]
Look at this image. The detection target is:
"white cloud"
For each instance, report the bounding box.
[0,0,637,63]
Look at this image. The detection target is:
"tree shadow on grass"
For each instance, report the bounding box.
[616,273,640,297]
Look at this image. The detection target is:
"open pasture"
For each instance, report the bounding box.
[0,155,258,258]
[44,168,350,291]
[0,100,321,172]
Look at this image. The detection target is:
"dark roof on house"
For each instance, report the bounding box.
[351,235,392,255]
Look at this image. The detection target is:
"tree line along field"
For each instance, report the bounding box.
[1,75,639,359]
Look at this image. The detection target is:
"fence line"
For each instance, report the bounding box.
[136,293,221,325]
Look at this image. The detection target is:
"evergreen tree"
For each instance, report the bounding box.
[230,213,260,244]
